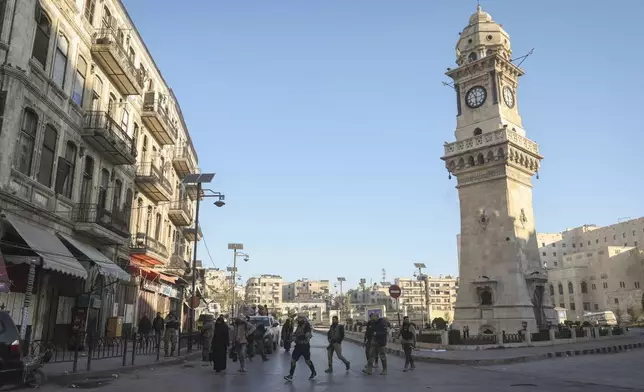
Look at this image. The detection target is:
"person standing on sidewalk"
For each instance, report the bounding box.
[153,312,164,348]
[232,315,252,373]
[398,316,416,372]
[363,313,388,375]
[201,314,215,364]
[363,317,379,368]
[281,313,295,353]
[164,311,179,357]
[284,315,317,382]
[137,313,152,348]
[325,316,350,373]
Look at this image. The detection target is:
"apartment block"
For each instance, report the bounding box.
[395,275,458,322]
[245,275,283,308]
[0,0,200,343]
[282,278,330,301]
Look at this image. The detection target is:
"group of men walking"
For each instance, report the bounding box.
[136,311,181,357]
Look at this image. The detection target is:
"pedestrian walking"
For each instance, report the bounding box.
[398,316,416,372]
[232,314,253,373]
[284,315,317,382]
[153,312,164,348]
[164,311,179,357]
[281,313,295,353]
[362,313,388,375]
[363,318,379,368]
[325,316,350,373]
[211,315,230,373]
[137,312,152,348]
[201,314,215,364]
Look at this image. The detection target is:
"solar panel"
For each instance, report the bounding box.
[182,174,200,184]
[182,173,215,184]
[197,173,215,183]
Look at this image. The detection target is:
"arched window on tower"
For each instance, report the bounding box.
[473,128,482,136]
[480,290,492,305]
[568,282,574,294]
[558,283,563,295]
[476,154,485,165]
[549,284,554,296]
[581,281,588,294]
[468,52,477,62]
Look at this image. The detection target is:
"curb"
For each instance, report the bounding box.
[47,352,202,384]
[313,330,644,366]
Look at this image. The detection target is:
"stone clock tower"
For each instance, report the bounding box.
[441,6,555,334]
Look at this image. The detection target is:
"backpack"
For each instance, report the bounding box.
[401,326,413,340]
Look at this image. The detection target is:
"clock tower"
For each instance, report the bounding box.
[441,6,555,335]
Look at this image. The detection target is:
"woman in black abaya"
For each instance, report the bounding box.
[211,315,230,373]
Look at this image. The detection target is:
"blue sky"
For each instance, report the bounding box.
[123,0,644,290]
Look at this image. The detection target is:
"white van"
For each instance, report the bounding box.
[582,311,618,326]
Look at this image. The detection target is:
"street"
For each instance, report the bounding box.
[41,334,643,391]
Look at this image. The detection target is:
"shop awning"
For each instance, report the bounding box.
[129,261,176,284]
[58,234,130,281]
[158,273,177,284]
[5,216,87,279]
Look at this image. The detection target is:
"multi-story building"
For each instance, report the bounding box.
[538,218,644,322]
[0,0,199,342]
[245,274,283,308]
[347,284,394,311]
[282,278,330,301]
[396,275,458,322]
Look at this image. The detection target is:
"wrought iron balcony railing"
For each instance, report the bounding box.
[72,204,130,238]
[91,28,145,89]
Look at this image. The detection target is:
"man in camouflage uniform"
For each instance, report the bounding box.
[164,311,180,357]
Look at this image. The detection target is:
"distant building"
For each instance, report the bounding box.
[282,279,330,301]
[395,275,458,322]
[245,274,283,308]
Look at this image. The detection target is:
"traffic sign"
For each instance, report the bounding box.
[388,284,402,299]
[188,296,200,309]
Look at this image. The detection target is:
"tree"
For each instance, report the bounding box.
[613,307,624,325]
[432,317,447,330]
[626,306,639,324]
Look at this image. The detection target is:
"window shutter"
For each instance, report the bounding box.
[54,157,70,194]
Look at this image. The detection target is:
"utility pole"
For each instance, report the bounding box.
[228,244,248,317]
[337,277,346,320]
[414,263,430,328]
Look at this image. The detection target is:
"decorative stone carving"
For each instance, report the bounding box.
[519,208,527,227]
[478,209,490,230]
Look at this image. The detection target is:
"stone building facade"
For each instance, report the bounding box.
[245,274,283,309]
[0,0,200,342]
[395,276,458,322]
[538,218,644,322]
[282,278,330,302]
[441,6,555,334]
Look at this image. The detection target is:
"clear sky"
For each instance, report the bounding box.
[123,0,644,290]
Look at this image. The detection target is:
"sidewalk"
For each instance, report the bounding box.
[314,328,644,366]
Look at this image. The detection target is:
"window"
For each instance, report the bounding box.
[79,156,94,204]
[37,125,57,186]
[554,261,558,267]
[619,281,626,288]
[569,302,576,311]
[562,243,566,248]
[473,128,482,136]
[559,303,564,309]
[583,303,590,311]
[102,6,112,29]
[129,47,135,63]
[112,179,122,212]
[588,241,591,246]
[572,244,576,248]
[52,34,69,88]
[613,235,616,240]
[596,239,599,244]
[154,213,161,240]
[468,52,477,62]
[480,290,492,305]
[580,243,583,248]
[568,281,574,294]
[591,283,596,290]
[552,252,556,257]
[14,109,38,175]
[121,109,129,131]
[614,298,619,304]
[636,282,641,289]
[558,283,563,295]
[108,94,116,117]
[580,281,588,294]
[97,168,109,208]
[549,284,554,296]
[32,9,51,68]
[72,56,87,106]
[603,282,608,289]
[594,303,599,310]
[542,252,546,256]
[84,0,96,23]
[55,142,77,198]
[623,233,626,238]
[541,242,545,247]
[552,243,556,248]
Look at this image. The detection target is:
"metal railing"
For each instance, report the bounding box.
[143,92,178,140]
[502,331,525,344]
[173,146,197,171]
[130,233,169,258]
[461,334,497,345]
[92,29,144,89]
[169,199,193,219]
[136,162,173,196]
[83,111,136,157]
[72,204,130,238]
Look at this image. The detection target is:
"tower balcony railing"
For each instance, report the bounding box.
[82,111,136,165]
[91,28,144,95]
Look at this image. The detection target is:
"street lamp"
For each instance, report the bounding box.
[337,277,346,320]
[413,262,430,328]
[228,243,248,316]
[182,173,225,353]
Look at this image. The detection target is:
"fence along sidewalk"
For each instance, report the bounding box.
[30,331,202,375]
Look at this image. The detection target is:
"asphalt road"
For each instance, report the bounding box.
[40,334,644,391]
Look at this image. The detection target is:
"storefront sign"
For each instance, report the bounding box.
[0,249,10,293]
[160,284,178,299]
[141,279,160,293]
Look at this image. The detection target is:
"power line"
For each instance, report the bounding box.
[201,232,216,269]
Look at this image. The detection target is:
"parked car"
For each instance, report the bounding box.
[249,316,281,354]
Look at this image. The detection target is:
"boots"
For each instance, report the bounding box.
[380,359,387,375]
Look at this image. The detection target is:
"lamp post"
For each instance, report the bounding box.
[182,173,225,353]
[337,277,346,320]
[414,263,429,328]
[228,243,248,317]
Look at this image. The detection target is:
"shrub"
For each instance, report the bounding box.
[432,317,447,330]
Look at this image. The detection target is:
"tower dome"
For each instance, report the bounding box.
[455,5,512,66]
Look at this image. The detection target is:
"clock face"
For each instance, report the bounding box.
[503,86,515,108]
[465,86,487,109]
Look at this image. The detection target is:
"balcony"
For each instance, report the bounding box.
[168,200,193,226]
[184,183,201,201]
[142,92,177,145]
[182,224,202,242]
[172,147,198,178]
[130,233,169,260]
[72,204,130,245]
[135,163,172,203]
[82,111,137,165]
[167,245,189,272]
[91,29,144,96]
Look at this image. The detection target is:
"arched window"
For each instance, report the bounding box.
[112,179,122,213]
[473,128,482,136]
[468,52,477,62]
[84,0,96,24]
[476,154,485,165]
[135,198,144,233]
[91,76,103,111]
[467,156,475,167]
[480,290,492,305]
[102,6,112,29]
[37,124,57,187]
[486,49,494,56]
[15,109,39,175]
[108,93,116,117]
[132,123,139,149]
[80,156,94,204]
[549,284,554,296]
[581,281,588,294]
[124,189,134,227]
[53,34,69,88]
[154,212,162,240]
[558,283,563,295]
[32,9,51,68]
[72,56,88,106]
[97,168,110,209]
[568,281,574,294]
[55,142,77,198]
